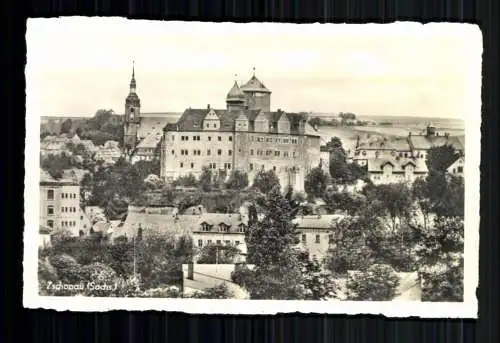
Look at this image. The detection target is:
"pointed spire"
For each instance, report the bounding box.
[252,66,256,77]
[129,61,136,92]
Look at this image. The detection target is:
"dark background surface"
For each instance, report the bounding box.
[4,0,498,342]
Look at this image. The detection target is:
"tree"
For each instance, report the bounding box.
[244,186,304,299]
[190,283,234,299]
[225,170,249,190]
[326,216,375,274]
[325,137,343,151]
[199,166,213,191]
[366,183,414,231]
[301,257,337,300]
[134,160,161,181]
[173,174,199,188]
[329,146,351,181]
[413,217,464,301]
[426,144,460,172]
[48,254,82,284]
[197,244,240,264]
[346,264,400,301]
[252,170,281,194]
[323,189,367,216]
[413,171,464,218]
[304,166,329,199]
[60,119,73,134]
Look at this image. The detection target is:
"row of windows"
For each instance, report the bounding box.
[254,136,298,144]
[173,134,301,144]
[301,234,334,244]
[180,162,232,170]
[197,239,241,248]
[61,206,78,213]
[173,149,232,157]
[178,135,230,142]
[201,225,245,233]
[356,150,427,159]
[46,190,77,200]
[251,149,297,158]
[62,221,77,227]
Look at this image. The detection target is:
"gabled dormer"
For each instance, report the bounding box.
[381,161,394,174]
[254,112,269,133]
[277,113,291,134]
[203,108,220,131]
[235,113,249,132]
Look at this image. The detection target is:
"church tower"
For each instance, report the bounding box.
[123,62,141,152]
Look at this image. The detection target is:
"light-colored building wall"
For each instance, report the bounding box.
[161,130,321,192]
[40,182,82,236]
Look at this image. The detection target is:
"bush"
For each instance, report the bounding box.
[346,264,400,301]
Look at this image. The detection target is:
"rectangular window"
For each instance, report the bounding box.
[315,235,320,243]
[229,136,233,142]
[193,150,197,155]
[225,240,230,245]
[47,189,54,200]
[198,240,203,247]
[47,220,54,228]
[207,149,211,156]
[328,234,334,243]
[275,151,280,157]
[235,240,240,245]
[207,240,212,245]
[302,234,307,242]
[180,162,184,168]
[218,149,222,156]
[250,149,254,156]
[249,163,253,171]
[218,136,222,141]
[208,136,212,141]
[172,135,175,141]
[171,150,175,155]
[47,206,54,215]
[457,166,463,173]
[284,152,289,157]
[190,163,194,169]
[216,240,221,245]
[228,150,232,156]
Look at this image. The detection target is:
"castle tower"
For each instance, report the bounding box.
[226,76,246,112]
[240,67,271,112]
[123,62,141,151]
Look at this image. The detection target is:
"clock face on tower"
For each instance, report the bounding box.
[129,107,135,119]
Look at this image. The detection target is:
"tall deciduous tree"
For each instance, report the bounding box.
[426,144,461,172]
[225,170,249,190]
[252,170,281,194]
[244,186,304,299]
[304,166,329,199]
[60,119,73,134]
[346,264,400,301]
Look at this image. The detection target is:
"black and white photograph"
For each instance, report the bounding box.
[24,19,481,317]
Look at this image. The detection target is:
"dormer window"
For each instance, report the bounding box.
[219,224,229,232]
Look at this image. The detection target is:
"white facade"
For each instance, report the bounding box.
[40,172,84,236]
[447,157,464,177]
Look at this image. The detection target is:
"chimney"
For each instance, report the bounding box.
[207,104,210,110]
[187,262,194,280]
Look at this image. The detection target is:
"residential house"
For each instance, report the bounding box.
[447,156,465,178]
[367,156,428,185]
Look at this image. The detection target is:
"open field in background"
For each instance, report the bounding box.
[316,115,465,150]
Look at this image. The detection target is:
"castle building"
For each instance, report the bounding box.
[159,70,322,192]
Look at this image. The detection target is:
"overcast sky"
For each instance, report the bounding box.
[26,19,481,119]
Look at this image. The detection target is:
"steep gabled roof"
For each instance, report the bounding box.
[240,75,271,93]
